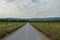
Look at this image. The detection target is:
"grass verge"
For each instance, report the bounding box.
[0,22,26,39]
[30,22,60,40]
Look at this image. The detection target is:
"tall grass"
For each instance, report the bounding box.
[31,22,60,40]
[0,22,25,38]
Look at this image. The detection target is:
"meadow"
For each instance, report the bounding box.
[0,22,25,39]
[31,22,60,40]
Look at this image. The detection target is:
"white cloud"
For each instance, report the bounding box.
[0,0,60,18]
[35,0,60,18]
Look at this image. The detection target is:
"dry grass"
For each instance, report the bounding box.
[0,22,25,38]
[31,22,60,40]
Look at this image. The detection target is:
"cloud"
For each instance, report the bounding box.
[0,0,60,18]
[35,0,60,18]
[0,0,23,18]
[4,0,15,2]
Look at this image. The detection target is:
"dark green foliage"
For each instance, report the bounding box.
[0,31,7,38]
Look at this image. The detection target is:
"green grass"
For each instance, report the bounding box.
[0,22,26,38]
[31,22,60,40]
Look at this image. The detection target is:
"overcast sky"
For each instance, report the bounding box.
[0,0,60,18]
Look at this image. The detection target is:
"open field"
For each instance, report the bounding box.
[0,22,25,39]
[31,22,60,40]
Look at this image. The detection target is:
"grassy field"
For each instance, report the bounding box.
[0,22,25,39]
[31,22,60,40]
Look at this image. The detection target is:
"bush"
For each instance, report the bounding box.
[0,30,7,38]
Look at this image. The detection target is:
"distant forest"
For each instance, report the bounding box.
[0,17,60,22]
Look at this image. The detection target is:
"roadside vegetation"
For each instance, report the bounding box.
[31,22,60,40]
[0,22,25,39]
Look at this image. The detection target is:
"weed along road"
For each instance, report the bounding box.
[2,23,50,40]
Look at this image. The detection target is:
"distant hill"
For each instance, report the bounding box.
[27,17,60,22]
[0,17,60,22]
